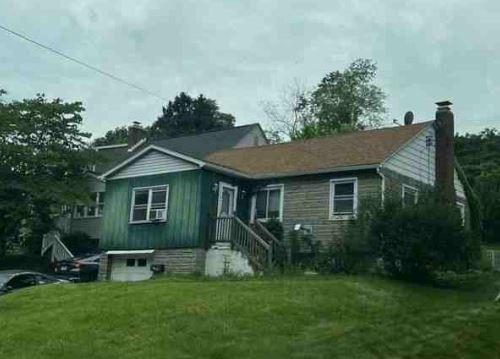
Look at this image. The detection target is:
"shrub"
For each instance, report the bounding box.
[369,192,481,282]
[0,254,51,272]
[263,219,284,241]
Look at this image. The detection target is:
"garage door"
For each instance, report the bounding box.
[110,257,152,282]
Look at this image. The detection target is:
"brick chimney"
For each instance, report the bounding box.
[128,121,147,147]
[434,101,456,204]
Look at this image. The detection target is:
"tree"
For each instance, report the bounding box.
[455,128,500,243]
[261,80,313,142]
[151,92,235,139]
[93,126,131,146]
[263,59,387,142]
[0,90,95,256]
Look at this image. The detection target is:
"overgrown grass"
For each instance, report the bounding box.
[1,275,499,358]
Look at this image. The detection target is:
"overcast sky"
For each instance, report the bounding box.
[1,0,499,139]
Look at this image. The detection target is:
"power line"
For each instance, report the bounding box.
[0,24,169,102]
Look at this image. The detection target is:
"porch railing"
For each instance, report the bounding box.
[41,231,74,262]
[213,216,272,270]
[253,220,288,267]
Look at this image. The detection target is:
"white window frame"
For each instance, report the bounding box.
[402,184,419,207]
[129,185,169,224]
[73,192,105,219]
[217,182,238,217]
[329,178,358,221]
[251,184,284,222]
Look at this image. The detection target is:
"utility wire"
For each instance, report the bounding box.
[0,24,168,102]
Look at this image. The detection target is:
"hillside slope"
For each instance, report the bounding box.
[0,276,499,358]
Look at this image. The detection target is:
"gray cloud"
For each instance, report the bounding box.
[1,0,499,139]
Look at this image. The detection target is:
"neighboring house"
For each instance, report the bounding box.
[58,123,268,243]
[95,101,468,281]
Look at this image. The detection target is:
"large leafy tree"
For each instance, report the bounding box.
[93,126,130,146]
[151,92,235,138]
[0,90,95,255]
[264,59,386,141]
[455,128,500,243]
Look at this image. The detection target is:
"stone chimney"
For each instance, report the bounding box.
[434,101,456,204]
[128,121,147,147]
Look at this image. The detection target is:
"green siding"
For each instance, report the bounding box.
[101,170,203,250]
[198,170,251,248]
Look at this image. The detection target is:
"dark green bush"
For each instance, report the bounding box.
[369,193,481,282]
[0,254,51,272]
[263,219,284,241]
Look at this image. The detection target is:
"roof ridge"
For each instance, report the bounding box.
[206,121,433,155]
[151,123,260,143]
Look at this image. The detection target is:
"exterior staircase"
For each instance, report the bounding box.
[250,220,288,268]
[214,216,271,271]
[41,231,74,262]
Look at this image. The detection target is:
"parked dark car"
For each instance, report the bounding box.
[54,254,100,282]
[0,270,68,296]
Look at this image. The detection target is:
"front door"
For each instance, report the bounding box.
[216,182,238,241]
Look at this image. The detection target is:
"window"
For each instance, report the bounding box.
[137,258,147,267]
[130,185,169,223]
[7,274,37,290]
[254,185,283,221]
[330,178,357,220]
[402,185,418,207]
[73,192,105,218]
[457,203,466,225]
[126,259,136,267]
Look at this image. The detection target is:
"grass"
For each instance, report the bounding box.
[1,275,499,359]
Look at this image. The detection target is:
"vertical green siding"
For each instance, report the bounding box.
[101,170,203,250]
[198,171,251,248]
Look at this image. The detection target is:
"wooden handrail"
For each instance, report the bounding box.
[214,216,272,270]
[234,217,270,250]
[254,221,284,248]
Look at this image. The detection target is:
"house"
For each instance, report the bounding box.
[58,123,268,242]
[93,101,467,281]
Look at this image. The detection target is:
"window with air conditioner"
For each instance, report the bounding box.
[130,185,169,223]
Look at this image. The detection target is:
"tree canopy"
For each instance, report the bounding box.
[0,90,96,255]
[264,59,386,141]
[455,128,500,243]
[151,92,235,139]
[93,126,129,146]
[93,92,236,145]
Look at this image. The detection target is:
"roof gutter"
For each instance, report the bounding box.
[250,164,379,179]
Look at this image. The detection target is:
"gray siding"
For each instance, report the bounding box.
[70,217,102,239]
[258,171,381,247]
[109,150,198,180]
[235,127,268,148]
[383,124,466,199]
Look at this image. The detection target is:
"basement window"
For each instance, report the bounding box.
[130,185,169,224]
[402,184,418,207]
[137,258,147,267]
[254,184,284,221]
[329,178,358,220]
[126,259,135,267]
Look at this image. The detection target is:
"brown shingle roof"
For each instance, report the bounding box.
[205,122,432,178]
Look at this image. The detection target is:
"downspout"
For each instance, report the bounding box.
[377,166,385,206]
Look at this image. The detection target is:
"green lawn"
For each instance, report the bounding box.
[1,275,499,359]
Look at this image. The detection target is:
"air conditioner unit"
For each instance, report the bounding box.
[151,209,166,221]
